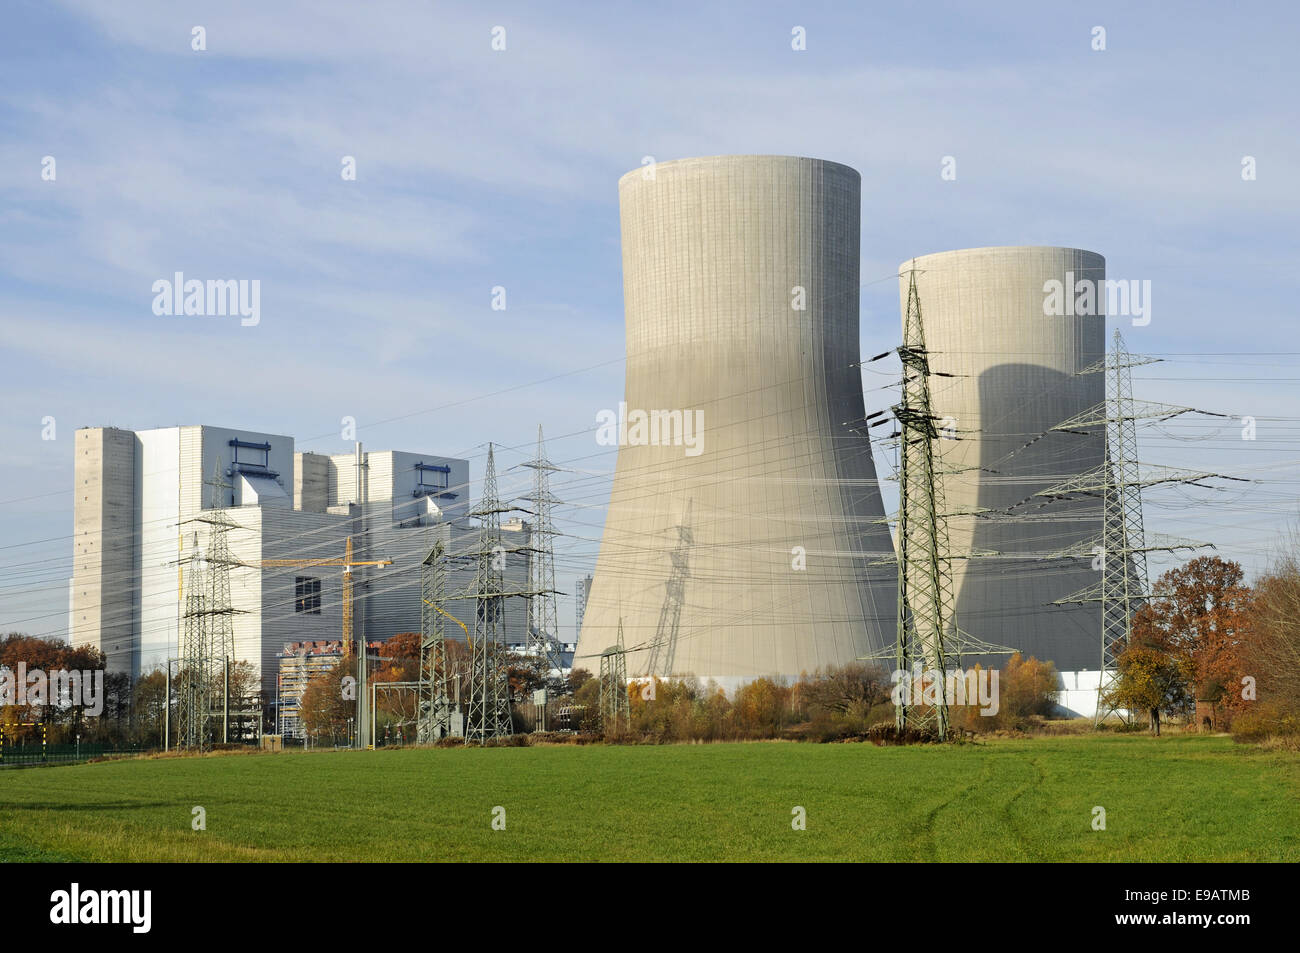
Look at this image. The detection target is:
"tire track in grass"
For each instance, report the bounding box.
[919,746,1044,861]
[996,751,1048,861]
[915,749,991,860]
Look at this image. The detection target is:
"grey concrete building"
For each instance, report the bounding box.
[71,427,139,674]
[576,155,897,687]
[899,246,1106,681]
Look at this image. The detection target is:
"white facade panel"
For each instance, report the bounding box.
[136,426,182,672]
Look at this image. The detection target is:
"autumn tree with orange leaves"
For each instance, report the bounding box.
[299,660,353,744]
[373,632,420,683]
[1231,547,1300,740]
[1123,555,1252,726]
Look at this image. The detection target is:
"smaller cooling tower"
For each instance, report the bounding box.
[900,246,1106,671]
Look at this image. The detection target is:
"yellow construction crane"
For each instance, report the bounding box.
[423,598,470,640]
[259,536,392,655]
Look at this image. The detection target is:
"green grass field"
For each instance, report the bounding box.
[2,734,1296,862]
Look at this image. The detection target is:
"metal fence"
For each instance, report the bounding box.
[0,742,148,767]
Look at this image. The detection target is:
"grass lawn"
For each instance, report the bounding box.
[1,733,1295,862]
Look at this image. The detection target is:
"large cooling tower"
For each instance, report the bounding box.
[577,155,897,686]
[901,246,1105,671]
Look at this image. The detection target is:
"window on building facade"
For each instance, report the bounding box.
[295,576,321,614]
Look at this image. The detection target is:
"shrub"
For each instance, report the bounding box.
[1230,702,1300,743]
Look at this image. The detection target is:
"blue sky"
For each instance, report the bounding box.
[2,0,1298,640]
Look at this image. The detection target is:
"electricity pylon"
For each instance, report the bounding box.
[176,534,210,749]
[861,268,1017,737]
[1039,330,1221,723]
[418,541,466,742]
[600,618,631,731]
[888,265,958,736]
[464,445,515,744]
[176,465,241,749]
[643,500,693,679]
[203,468,238,676]
[521,425,565,673]
[429,443,556,745]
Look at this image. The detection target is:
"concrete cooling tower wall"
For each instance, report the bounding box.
[576,155,898,687]
[899,246,1106,673]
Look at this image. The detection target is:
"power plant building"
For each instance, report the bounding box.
[576,155,898,686]
[70,425,531,706]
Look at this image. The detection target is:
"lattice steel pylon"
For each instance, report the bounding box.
[464,445,515,744]
[175,533,210,749]
[890,265,959,736]
[1040,330,1219,723]
[417,542,451,742]
[600,619,631,731]
[1094,330,1148,723]
[643,500,693,679]
[176,466,241,748]
[204,467,238,675]
[521,425,565,673]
